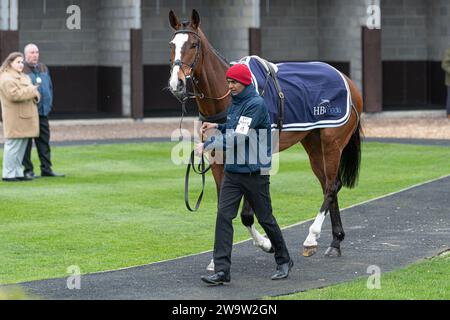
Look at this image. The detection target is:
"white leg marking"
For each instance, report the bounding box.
[303,211,327,247]
[247,225,272,252]
[206,259,215,271]
[169,33,188,91]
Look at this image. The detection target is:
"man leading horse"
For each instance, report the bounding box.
[197,64,293,286]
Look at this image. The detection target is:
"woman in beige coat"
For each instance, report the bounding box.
[0,52,40,182]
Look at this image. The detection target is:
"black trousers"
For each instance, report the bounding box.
[447,86,450,116]
[22,116,52,174]
[213,171,291,275]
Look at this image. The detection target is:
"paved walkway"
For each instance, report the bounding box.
[12,175,450,300]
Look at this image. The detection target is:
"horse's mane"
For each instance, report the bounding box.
[208,45,229,66]
[196,28,229,67]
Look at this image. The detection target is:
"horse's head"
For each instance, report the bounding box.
[168,9,203,102]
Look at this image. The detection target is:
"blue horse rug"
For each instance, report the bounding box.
[239,56,352,131]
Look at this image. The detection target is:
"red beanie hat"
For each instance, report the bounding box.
[226,64,252,86]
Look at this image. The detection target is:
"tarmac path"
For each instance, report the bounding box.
[11,175,450,300]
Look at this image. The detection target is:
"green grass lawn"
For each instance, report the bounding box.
[0,141,449,285]
[269,254,450,300]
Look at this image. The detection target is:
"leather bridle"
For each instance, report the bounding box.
[170,30,230,103]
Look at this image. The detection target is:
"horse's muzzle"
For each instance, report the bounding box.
[170,80,188,101]
[170,80,189,102]
[171,90,189,103]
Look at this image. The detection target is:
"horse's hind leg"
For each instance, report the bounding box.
[302,128,347,257]
[317,128,349,257]
[324,181,345,257]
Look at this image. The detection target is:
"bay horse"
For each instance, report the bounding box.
[168,10,363,267]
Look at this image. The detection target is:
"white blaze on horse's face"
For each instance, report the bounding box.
[169,33,189,92]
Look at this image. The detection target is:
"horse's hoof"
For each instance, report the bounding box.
[303,246,318,257]
[324,247,341,257]
[254,238,273,253]
[262,239,274,253]
[264,246,275,254]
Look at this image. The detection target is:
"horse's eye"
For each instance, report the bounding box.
[191,43,198,49]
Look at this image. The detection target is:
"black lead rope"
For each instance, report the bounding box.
[179,99,212,212]
[179,100,187,139]
[185,149,211,212]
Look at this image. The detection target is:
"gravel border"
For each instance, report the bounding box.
[1,111,449,144]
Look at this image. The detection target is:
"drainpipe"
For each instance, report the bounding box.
[9,0,17,30]
[130,0,143,119]
[1,0,9,30]
[249,0,261,56]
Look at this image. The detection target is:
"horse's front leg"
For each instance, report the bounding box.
[207,198,273,271]
[241,200,273,253]
[206,158,225,271]
[206,161,272,271]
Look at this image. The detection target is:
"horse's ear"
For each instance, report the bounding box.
[191,9,200,29]
[169,10,181,30]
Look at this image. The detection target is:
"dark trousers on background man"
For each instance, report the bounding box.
[213,171,291,275]
[23,116,52,175]
[447,87,450,118]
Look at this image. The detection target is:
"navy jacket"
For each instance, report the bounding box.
[204,84,272,174]
[23,62,53,116]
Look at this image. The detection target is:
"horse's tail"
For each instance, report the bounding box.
[339,122,363,189]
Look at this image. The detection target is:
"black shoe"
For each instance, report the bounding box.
[2,178,20,182]
[271,260,294,280]
[41,171,65,178]
[24,171,35,179]
[201,271,230,286]
[16,176,33,181]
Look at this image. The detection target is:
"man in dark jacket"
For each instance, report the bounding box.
[196,64,293,285]
[22,44,64,178]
